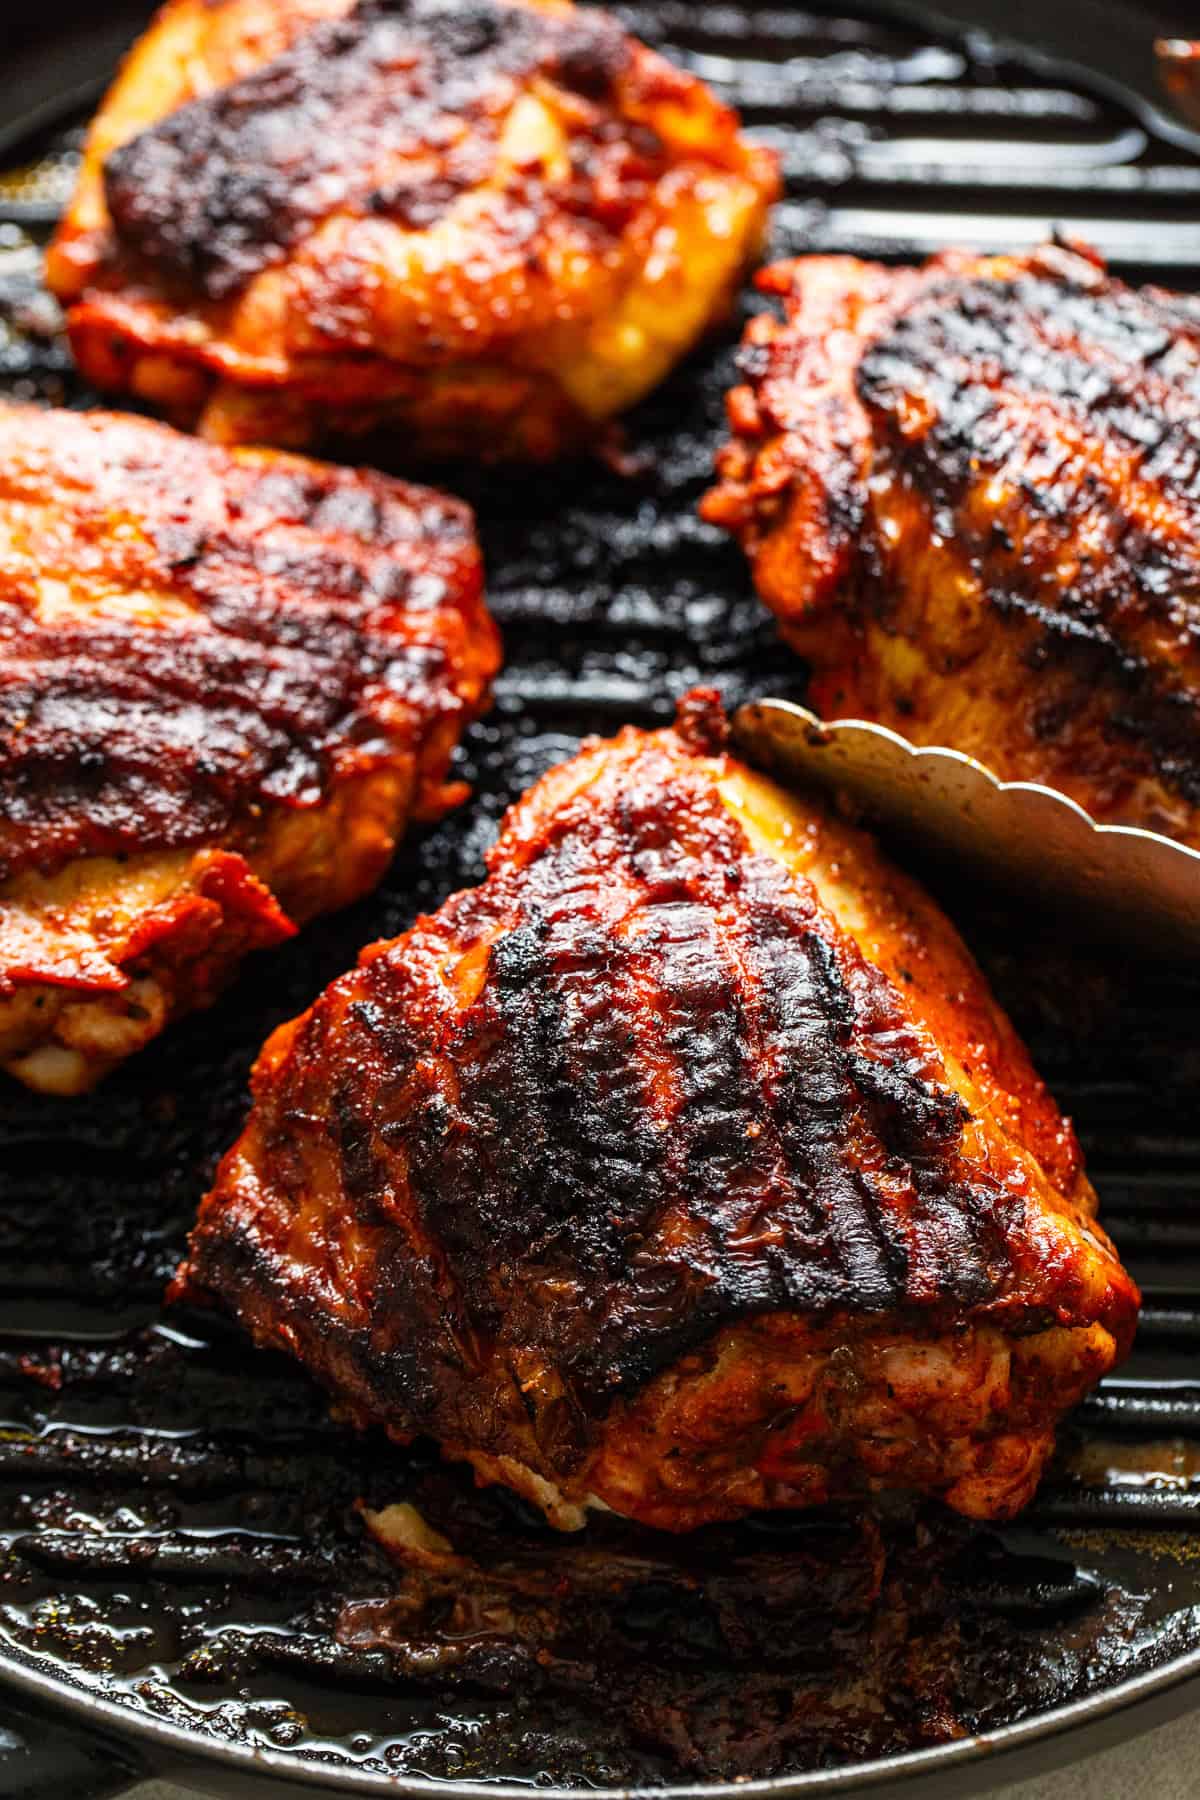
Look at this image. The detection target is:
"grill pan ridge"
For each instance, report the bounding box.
[0,1,1199,1795]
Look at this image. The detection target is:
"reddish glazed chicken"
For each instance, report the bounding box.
[704,242,1200,846]
[0,403,498,1092]
[177,693,1137,1533]
[47,0,778,460]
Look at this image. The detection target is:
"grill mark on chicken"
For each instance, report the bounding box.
[0,406,484,880]
[436,913,668,1264]
[104,0,633,300]
[647,903,773,1220]
[1,628,450,864]
[705,244,1200,839]
[858,270,1200,583]
[855,267,1200,802]
[396,765,1004,1408]
[406,906,681,1406]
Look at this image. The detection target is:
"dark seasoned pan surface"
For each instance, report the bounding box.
[1,0,1199,1786]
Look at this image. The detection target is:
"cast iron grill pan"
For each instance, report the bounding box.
[0,1,1199,1794]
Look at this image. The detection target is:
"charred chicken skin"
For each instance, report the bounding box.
[0,403,498,1094]
[47,0,778,460]
[176,692,1137,1533]
[703,242,1200,845]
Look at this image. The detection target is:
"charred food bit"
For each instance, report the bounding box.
[175,691,1138,1532]
[0,403,498,1092]
[703,242,1200,846]
[47,0,779,460]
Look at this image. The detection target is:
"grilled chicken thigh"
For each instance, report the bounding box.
[703,242,1200,845]
[47,0,778,460]
[0,404,497,1093]
[176,692,1137,1533]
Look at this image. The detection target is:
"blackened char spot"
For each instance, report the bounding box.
[358,767,1008,1419]
[407,902,676,1386]
[103,0,632,299]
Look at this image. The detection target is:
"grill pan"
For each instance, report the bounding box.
[1,1,1200,1795]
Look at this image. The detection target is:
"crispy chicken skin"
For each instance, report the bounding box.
[703,242,1200,845]
[175,692,1137,1533]
[47,0,778,460]
[0,403,498,1094]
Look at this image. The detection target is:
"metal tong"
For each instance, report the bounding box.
[733,700,1200,951]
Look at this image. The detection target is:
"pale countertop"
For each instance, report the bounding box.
[130,1708,1196,1800]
